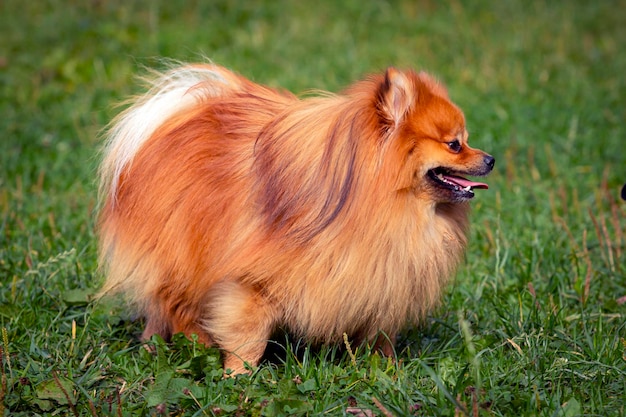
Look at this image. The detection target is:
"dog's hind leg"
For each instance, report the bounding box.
[142,313,172,342]
[142,296,215,347]
[203,281,279,376]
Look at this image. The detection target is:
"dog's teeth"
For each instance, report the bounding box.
[463,186,471,191]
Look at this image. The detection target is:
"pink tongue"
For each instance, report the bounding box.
[444,174,489,190]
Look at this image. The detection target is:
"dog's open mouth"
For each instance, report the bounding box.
[427,167,489,200]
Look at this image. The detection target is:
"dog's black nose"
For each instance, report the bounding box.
[484,155,495,170]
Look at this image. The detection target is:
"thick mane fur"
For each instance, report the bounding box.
[253,95,380,243]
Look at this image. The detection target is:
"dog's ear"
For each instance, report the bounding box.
[377,67,414,127]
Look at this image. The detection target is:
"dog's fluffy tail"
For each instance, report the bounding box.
[99,64,242,202]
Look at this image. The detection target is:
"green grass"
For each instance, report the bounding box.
[1,0,625,415]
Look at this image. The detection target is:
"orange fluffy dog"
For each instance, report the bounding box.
[98,63,494,374]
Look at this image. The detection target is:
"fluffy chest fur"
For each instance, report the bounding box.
[250,198,470,343]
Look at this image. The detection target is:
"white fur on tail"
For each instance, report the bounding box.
[99,65,236,201]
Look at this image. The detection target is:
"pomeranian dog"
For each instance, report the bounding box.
[98,63,494,374]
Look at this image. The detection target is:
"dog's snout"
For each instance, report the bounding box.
[483,154,495,171]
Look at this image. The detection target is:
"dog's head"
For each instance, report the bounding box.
[377,68,494,203]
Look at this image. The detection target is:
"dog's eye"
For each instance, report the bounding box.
[447,140,462,153]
